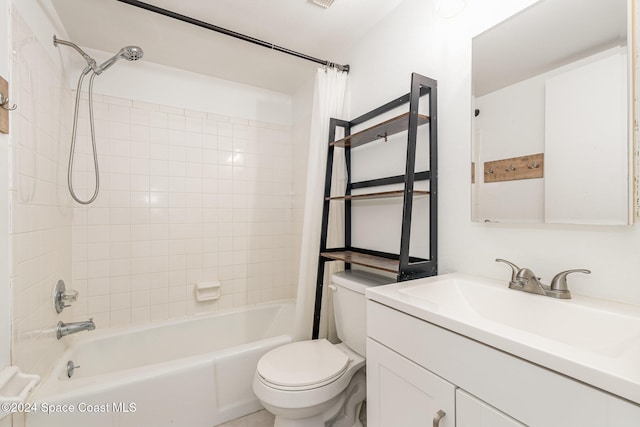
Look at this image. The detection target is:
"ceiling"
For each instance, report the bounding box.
[50,0,406,94]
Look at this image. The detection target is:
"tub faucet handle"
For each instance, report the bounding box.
[54,280,79,313]
[63,289,78,303]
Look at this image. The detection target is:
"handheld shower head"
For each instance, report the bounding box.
[95,46,144,74]
[54,36,144,76]
[122,46,144,61]
[54,35,145,205]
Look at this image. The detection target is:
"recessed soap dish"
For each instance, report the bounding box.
[194,281,221,302]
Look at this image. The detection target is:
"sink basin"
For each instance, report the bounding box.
[396,276,640,357]
[366,273,640,404]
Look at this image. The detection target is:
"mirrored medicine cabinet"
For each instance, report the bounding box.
[471,0,635,225]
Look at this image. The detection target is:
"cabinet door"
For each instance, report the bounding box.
[367,338,455,427]
[457,390,525,427]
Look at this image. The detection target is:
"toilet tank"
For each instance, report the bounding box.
[331,270,393,357]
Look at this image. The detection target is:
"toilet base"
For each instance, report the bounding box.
[270,369,366,427]
[327,370,366,427]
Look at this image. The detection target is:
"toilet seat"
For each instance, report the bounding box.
[256,339,350,391]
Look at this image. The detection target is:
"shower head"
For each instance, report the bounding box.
[54,35,144,75]
[122,46,144,61]
[95,46,144,74]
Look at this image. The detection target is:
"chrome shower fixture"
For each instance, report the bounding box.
[53,35,144,205]
[53,35,144,75]
[52,35,97,71]
[94,45,144,74]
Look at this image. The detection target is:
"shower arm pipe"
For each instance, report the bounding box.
[53,35,97,71]
[114,0,350,73]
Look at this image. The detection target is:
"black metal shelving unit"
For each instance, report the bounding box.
[312,72,438,339]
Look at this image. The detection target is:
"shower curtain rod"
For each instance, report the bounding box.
[115,0,350,72]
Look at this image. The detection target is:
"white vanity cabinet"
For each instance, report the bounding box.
[366,300,640,427]
[367,338,522,427]
[456,390,525,427]
[367,338,455,427]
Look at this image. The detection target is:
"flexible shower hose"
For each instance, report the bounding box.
[67,67,100,205]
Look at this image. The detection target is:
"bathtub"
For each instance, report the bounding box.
[25,301,294,427]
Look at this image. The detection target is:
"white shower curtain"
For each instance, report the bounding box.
[294,67,349,341]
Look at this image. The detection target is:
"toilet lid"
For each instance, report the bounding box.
[257,339,350,388]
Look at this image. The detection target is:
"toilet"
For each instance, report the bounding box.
[253,270,392,427]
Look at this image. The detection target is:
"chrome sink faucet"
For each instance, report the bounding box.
[56,318,95,340]
[495,259,590,299]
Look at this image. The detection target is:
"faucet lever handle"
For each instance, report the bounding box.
[550,269,591,292]
[495,258,520,287]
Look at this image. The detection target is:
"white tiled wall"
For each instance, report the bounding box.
[69,94,298,328]
[8,2,302,380]
[9,8,73,376]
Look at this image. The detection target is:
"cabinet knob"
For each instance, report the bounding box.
[432,409,446,427]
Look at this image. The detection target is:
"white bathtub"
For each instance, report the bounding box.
[26,301,294,427]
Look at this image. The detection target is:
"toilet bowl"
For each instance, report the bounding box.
[253,340,365,427]
[253,270,392,427]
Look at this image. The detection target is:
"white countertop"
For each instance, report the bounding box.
[366,273,640,405]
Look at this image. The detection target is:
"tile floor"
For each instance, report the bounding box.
[215,410,275,427]
[216,403,367,427]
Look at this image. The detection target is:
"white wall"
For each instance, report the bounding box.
[68,93,297,327]
[9,0,73,379]
[61,28,301,328]
[5,0,303,382]
[0,0,11,376]
[76,48,293,127]
[339,0,640,306]
[1,0,73,380]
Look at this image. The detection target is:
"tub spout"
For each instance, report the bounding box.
[56,318,95,340]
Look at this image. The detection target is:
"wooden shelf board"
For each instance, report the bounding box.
[326,190,430,201]
[331,112,430,148]
[321,250,400,273]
